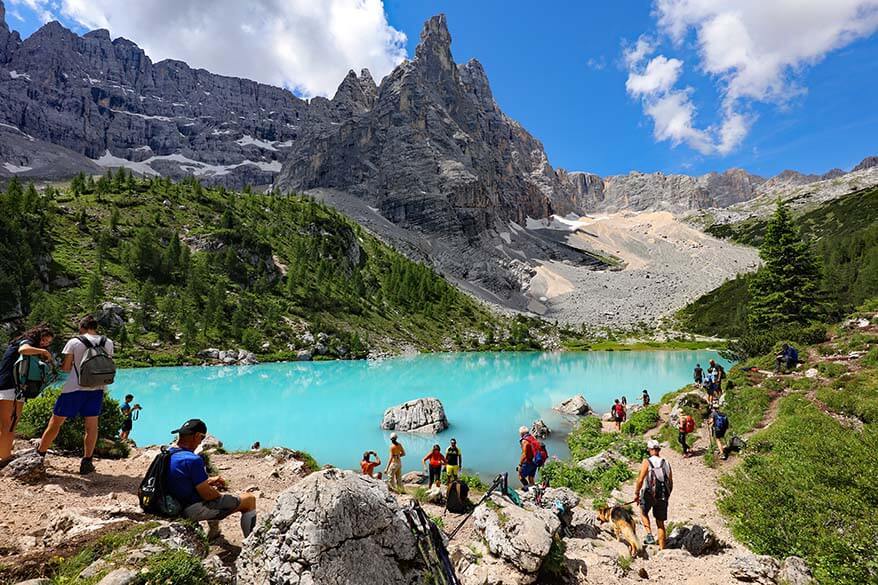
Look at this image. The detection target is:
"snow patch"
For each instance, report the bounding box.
[0,122,36,141]
[94,150,282,177]
[236,135,277,151]
[110,109,174,122]
[9,70,31,81]
[3,162,33,173]
[211,129,234,136]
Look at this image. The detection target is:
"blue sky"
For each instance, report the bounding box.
[6,0,878,177]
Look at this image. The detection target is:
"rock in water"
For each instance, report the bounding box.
[554,395,591,416]
[530,419,551,439]
[381,398,448,433]
[236,468,427,585]
[473,496,561,575]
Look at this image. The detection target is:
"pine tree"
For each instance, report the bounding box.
[87,272,102,308]
[747,200,823,329]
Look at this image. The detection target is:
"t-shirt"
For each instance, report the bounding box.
[446,446,461,466]
[520,438,534,463]
[641,455,672,499]
[425,451,446,468]
[0,341,23,390]
[121,402,132,419]
[694,367,703,381]
[167,448,209,508]
[62,334,114,393]
[361,460,379,476]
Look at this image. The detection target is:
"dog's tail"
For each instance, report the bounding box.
[619,522,642,558]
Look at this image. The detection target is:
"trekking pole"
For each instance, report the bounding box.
[446,476,503,542]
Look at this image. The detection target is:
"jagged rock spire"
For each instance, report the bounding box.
[414,14,456,80]
[0,0,22,64]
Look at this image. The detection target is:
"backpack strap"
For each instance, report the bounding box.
[77,335,94,349]
[97,336,106,348]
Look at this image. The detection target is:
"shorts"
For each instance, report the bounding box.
[714,428,727,439]
[0,388,23,403]
[428,465,443,485]
[54,390,104,418]
[121,417,133,432]
[182,494,241,521]
[641,495,668,522]
[519,461,537,480]
[445,464,460,480]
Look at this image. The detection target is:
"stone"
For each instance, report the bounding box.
[778,556,815,585]
[197,348,220,360]
[42,484,65,494]
[95,568,137,585]
[143,521,207,557]
[94,302,126,330]
[453,541,535,585]
[554,395,592,416]
[804,368,818,378]
[602,412,613,422]
[1,449,46,482]
[668,392,709,429]
[42,506,133,547]
[195,433,223,454]
[381,397,449,433]
[473,495,561,574]
[425,486,444,504]
[402,470,427,485]
[13,580,51,585]
[79,558,112,580]
[576,449,623,473]
[203,555,234,585]
[729,554,780,584]
[530,419,551,439]
[236,468,428,584]
[295,349,312,361]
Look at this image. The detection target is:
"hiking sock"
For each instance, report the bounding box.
[241,510,257,538]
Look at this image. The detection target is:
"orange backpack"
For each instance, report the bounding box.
[680,415,695,434]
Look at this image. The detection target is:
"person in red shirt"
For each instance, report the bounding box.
[422,444,446,488]
[518,426,537,490]
[361,450,382,479]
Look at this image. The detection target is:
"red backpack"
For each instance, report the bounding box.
[680,415,695,434]
[524,435,549,467]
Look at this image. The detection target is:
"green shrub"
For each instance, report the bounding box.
[817,371,878,424]
[722,323,827,361]
[862,346,878,368]
[241,327,262,353]
[133,549,209,585]
[621,405,661,436]
[541,460,634,498]
[291,450,318,473]
[459,472,487,492]
[817,361,847,378]
[538,535,567,580]
[18,388,127,455]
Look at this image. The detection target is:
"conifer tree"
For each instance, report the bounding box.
[87,272,102,308]
[747,200,822,329]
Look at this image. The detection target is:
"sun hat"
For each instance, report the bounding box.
[647,439,661,450]
[390,432,398,440]
[519,426,529,434]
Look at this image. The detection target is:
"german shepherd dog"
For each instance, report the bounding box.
[596,505,642,558]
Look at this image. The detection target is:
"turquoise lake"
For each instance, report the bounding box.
[112,351,729,478]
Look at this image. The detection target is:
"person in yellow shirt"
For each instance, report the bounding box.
[445,438,462,484]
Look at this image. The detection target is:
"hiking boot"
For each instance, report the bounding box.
[207,521,222,541]
[644,533,657,545]
[79,458,96,475]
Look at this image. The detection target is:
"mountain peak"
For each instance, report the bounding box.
[84,28,111,41]
[853,155,878,172]
[415,14,453,66]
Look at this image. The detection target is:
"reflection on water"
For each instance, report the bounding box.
[112,350,730,478]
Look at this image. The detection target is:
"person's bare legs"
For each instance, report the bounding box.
[38,414,67,454]
[657,519,666,549]
[640,512,652,538]
[0,401,23,461]
[83,416,99,458]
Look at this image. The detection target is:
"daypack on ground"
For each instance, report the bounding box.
[524,434,549,467]
[76,335,116,388]
[13,352,52,400]
[713,413,729,433]
[139,446,182,517]
[728,436,745,452]
[646,458,670,502]
[445,480,470,514]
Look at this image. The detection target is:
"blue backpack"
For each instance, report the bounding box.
[13,351,52,400]
[713,413,729,433]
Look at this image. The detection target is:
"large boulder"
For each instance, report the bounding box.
[530,419,551,439]
[381,398,448,433]
[576,449,624,473]
[236,468,427,585]
[668,391,709,429]
[195,434,223,455]
[778,556,815,585]
[554,395,591,416]
[473,496,561,575]
[94,302,126,330]
[729,554,780,584]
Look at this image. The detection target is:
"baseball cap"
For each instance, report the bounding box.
[390,432,398,440]
[647,439,660,450]
[172,418,207,436]
[519,426,529,434]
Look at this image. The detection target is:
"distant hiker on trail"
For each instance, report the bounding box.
[621,396,628,409]
[641,389,650,407]
[775,343,799,373]
[694,363,703,386]
[385,433,405,493]
[423,444,446,488]
[708,409,731,460]
[612,399,626,431]
[165,419,257,540]
[709,359,725,396]
[38,316,116,475]
[361,450,382,479]
[0,324,54,466]
[250,441,260,451]
[119,394,141,442]
[705,369,718,402]
[678,413,695,457]
[445,438,461,484]
[518,426,537,490]
[635,439,673,549]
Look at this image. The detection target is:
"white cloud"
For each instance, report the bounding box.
[626,0,878,154]
[626,55,683,96]
[9,0,56,23]
[19,0,408,98]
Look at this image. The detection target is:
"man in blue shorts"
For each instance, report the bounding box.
[38,316,113,475]
[166,418,257,540]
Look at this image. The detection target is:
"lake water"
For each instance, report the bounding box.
[112,351,729,478]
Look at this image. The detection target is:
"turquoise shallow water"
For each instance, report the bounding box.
[112,351,730,478]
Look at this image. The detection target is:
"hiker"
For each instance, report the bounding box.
[708,408,731,460]
[165,418,257,539]
[612,399,626,431]
[518,426,537,490]
[250,441,260,451]
[38,316,115,475]
[119,394,141,441]
[0,324,54,465]
[693,363,703,386]
[361,450,382,479]
[678,413,695,457]
[641,389,650,407]
[385,432,405,493]
[704,369,717,401]
[445,438,462,484]
[709,359,725,396]
[422,444,446,488]
[775,343,798,373]
[634,439,673,549]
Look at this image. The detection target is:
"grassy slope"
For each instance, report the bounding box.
[679,186,878,336]
[17,175,523,363]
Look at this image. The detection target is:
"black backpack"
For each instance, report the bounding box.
[139,446,182,517]
[445,480,470,514]
[76,335,116,388]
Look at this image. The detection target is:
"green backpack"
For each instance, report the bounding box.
[13,353,52,400]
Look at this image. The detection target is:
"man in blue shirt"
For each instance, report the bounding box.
[167,419,257,539]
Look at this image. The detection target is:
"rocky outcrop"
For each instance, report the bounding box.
[530,419,551,439]
[554,395,591,416]
[576,449,625,473]
[729,554,780,584]
[94,302,126,330]
[236,468,428,585]
[381,397,448,433]
[668,391,709,429]
[195,348,258,365]
[778,556,815,585]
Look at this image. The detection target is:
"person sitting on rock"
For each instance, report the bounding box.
[775,343,798,373]
[445,438,461,484]
[166,418,257,540]
[634,439,673,549]
[518,426,537,490]
[385,433,405,493]
[422,444,446,489]
[361,450,382,479]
